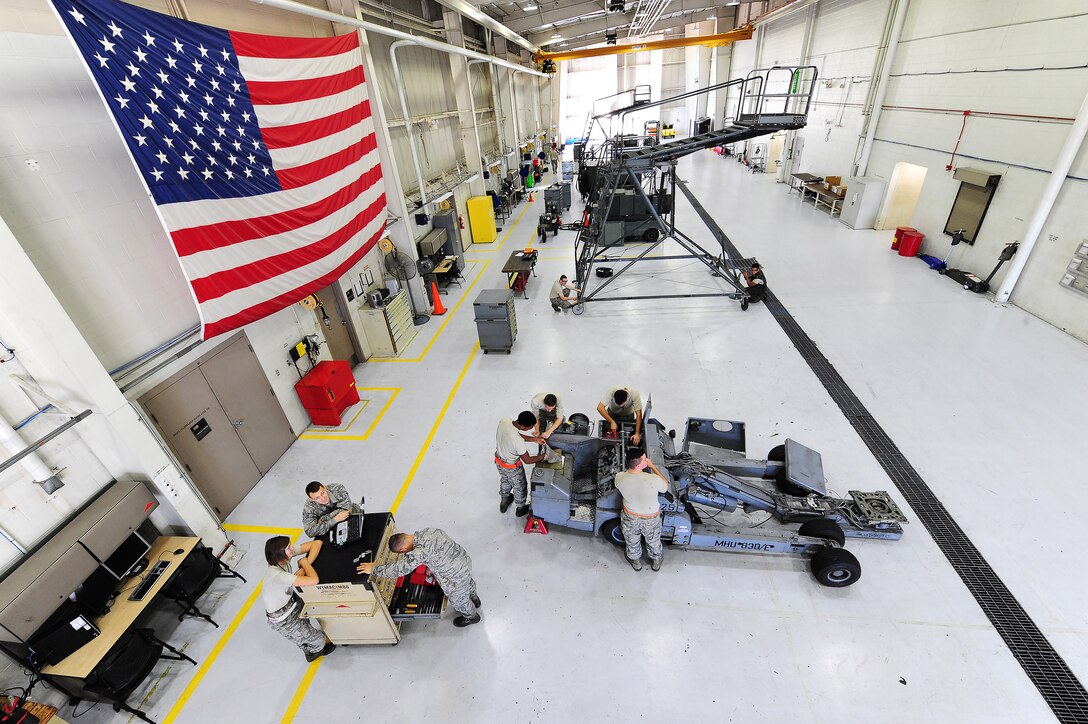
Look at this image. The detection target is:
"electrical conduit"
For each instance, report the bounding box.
[390,41,430,206]
[856,0,910,177]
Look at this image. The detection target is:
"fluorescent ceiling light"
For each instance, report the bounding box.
[726,1,740,5]
[524,4,537,9]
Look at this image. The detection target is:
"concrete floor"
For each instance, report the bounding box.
[60,150,1088,723]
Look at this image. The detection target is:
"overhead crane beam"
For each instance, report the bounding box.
[534,26,754,63]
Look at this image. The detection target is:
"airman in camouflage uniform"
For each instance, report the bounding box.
[303,481,363,539]
[367,528,482,627]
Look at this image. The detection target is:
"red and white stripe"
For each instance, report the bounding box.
[162,31,385,339]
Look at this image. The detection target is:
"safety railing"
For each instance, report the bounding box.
[736,66,818,125]
[590,65,819,139]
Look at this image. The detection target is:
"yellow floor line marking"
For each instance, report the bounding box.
[161,582,264,724]
[279,343,481,721]
[160,525,305,722]
[357,388,398,438]
[300,398,370,435]
[371,259,489,363]
[281,657,323,723]
[390,341,479,514]
[298,387,400,441]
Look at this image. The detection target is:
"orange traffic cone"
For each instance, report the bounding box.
[528,191,535,202]
[430,281,446,315]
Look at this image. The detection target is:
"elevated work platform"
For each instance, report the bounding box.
[573,66,817,311]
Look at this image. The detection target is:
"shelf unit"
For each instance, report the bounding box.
[358,290,418,358]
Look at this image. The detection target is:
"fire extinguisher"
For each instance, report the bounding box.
[458,215,465,229]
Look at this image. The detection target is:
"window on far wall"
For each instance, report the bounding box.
[944,169,1000,243]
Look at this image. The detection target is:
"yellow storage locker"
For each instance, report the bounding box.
[467,195,497,243]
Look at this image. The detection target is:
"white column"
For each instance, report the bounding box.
[995,88,1088,303]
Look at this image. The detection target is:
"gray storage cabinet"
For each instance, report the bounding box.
[544,182,573,212]
[474,289,517,354]
[431,210,466,272]
[839,176,887,230]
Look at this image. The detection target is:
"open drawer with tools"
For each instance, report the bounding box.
[388,567,446,621]
[303,513,449,645]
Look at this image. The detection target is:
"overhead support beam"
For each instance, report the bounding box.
[751,0,820,26]
[430,0,538,53]
[535,26,753,63]
[506,0,724,35]
[503,0,607,34]
[529,2,732,48]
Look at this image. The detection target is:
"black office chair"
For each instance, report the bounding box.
[85,628,196,724]
[160,545,246,628]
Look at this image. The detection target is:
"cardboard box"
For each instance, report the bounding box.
[826,175,842,186]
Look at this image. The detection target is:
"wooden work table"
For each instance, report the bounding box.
[801,182,846,216]
[42,536,199,679]
[502,250,537,299]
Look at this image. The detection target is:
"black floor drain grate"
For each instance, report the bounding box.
[678,178,1088,723]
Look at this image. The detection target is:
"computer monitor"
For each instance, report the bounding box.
[74,566,120,618]
[101,531,150,579]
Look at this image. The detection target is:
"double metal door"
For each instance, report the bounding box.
[140,334,295,519]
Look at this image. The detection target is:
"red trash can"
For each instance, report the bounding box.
[892,226,916,251]
[898,230,925,257]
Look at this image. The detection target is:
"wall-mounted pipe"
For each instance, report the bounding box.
[429,0,537,54]
[391,40,432,205]
[247,0,548,207]
[0,411,90,490]
[508,71,522,145]
[249,0,548,79]
[471,58,507,155]
[855,0,909,177]
[532,75,542,140]
[464,61,486,177]
[0,413,61,499]
[109,323,200,378]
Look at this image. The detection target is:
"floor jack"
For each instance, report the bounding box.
[941,242,1019,293]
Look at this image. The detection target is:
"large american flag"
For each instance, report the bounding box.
[50,0,386,339]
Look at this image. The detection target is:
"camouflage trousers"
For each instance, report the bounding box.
[620,510,663,562]
[496,461,528,504]
[435,568,479,618]
[550,296,574,311]
[267,597,324,655]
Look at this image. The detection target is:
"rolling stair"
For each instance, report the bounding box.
[573,66,818,310]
